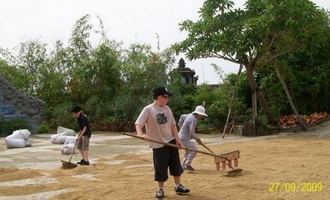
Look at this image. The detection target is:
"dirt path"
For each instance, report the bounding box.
[0,121,329,200]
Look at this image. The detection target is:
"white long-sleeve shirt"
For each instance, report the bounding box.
[178,113,198,141]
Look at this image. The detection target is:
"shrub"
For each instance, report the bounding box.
[0,118,31,137]
[49,103,76,129]
[37,123,50,134]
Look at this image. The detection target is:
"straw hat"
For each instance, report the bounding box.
[193,106,207,117]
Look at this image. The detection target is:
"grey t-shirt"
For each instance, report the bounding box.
[178,113,198,141]
[135,103,176,149]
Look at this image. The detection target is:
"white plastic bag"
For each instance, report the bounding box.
[64,136,76,144]
[60,136,76,155]
[50,126,76,144]
[61,143,75,155]
[11,130,24,140]
[5,129,32,148]
[5,137,26,148]
[57,126,75,136]
[25,139,32,147]
[20,129,31,140]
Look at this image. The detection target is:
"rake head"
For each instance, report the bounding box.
[61,160,77,169]
[226,168,242,177]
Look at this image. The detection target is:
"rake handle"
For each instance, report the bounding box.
[200,142,215,154]
[123,133,227,160]
[68,140,78,163]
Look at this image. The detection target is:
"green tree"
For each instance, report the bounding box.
[174,0,330,126]
[66,15,94,104]
[115,44,172,123]
[1,40,48,95]
[0,60,27,90]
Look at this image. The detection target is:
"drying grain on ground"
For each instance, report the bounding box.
[0,121,329,200]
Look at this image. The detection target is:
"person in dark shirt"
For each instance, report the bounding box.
[71,106,92,165]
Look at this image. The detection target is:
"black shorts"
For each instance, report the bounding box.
[152,139,183,182]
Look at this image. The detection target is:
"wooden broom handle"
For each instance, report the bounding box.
[123,133,227,160]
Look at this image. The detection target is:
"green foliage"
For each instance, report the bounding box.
[0,117,31,137]
[36,64,67,108]
[37,123,50,134]
[174,0,330,126]
[168,72,251,130]
[1,8,329,133]
[48,103,76,129]
[16,40,48,95]
[168,74,198,119]
[0,56,32,92]
[174,0,246,62]
[194,74,250,128]
[195,84,216,107]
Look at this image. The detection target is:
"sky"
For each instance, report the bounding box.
[0,0,329,84]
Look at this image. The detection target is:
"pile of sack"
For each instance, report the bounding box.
[50,126,76,144]
[50,126,77,155]
[4,129,32,148]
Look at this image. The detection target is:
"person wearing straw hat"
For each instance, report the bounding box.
[178,105,207,171]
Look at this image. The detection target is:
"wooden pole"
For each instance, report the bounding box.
[252,89,257,136]
[123,133,228,159]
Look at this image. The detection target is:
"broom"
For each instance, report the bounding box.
[61,141,78,169]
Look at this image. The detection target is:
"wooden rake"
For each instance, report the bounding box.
[199,140,242,176]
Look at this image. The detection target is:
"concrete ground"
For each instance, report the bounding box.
[0,131,267,170]
[0,121,329,200]
[1,121,328,170]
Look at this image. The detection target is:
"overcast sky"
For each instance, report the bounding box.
[0,0,329,84]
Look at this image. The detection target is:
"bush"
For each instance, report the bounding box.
[37,123,50,134]
[0,118,31,137]
[196,120,218,134]
[49,103,76,129]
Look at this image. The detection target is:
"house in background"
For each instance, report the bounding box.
[170,58,198,85]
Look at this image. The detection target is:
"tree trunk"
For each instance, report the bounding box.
[245,64,276,125]
[252,89,257,135]
[274,66,308,130]
[221,64,243,138]
[229,119,235,135]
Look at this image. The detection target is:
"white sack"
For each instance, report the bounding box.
[51,135,70,144]
[5,138,26,148]
[5,129,32,148]
[20,129,31,140]
[51,127,76,144]
[61,143,76,155]
[57,126,75,136]
[50,134,57,143]
[25,139,32,147]
[11,130,24,140]
[64,136,76,144]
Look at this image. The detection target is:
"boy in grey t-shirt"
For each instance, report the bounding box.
[178,106,207,171]
[135,87,190,199]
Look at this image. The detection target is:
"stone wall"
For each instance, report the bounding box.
[0,76,44,131]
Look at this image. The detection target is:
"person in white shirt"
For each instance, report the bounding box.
[178,106,207,171]
[177,114,187,129]
[135,87,190,199]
